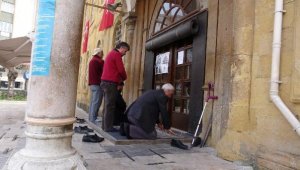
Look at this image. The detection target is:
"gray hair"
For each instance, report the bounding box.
[162,83,175,91]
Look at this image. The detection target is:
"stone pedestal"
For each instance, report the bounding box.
[7,0,86,169]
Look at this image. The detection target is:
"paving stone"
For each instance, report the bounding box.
[133,155,169,164]
[84,157,152,170]
[81,152,112,160]
[108,151,126,159]
[74,141,103,154]
[122,148,154,157]
[0,156,9,169]
[0,138,18,153]
[0,101,252,170]
[149,148,172,155]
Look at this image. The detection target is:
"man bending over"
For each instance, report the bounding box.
[121,83,174,139]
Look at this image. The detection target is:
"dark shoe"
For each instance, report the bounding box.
[105,127,118,133]
[76,117,85,124]
[82,134,104,143]
[82,126,93,132]
[191,137,202,147]
[171,139,189,150]
[74,126,93,134]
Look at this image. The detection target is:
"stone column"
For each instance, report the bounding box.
[228,0,255,131]
[122,14,136,103]
[215,0,255,160]
[7,0,86,169]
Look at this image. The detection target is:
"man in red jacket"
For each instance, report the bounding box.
[88,48,104,124]
[101,42,130,132]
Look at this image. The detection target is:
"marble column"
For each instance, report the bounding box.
[7,0,86,169]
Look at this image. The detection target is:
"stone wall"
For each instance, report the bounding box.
[76,0,300,168]
[208,0,300,168]
[77,0,122,112]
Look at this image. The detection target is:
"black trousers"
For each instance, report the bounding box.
[127,116,157,140]
[101,81,117,131]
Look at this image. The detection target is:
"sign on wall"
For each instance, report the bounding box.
[155,52,170,75]
[31,0,56,76]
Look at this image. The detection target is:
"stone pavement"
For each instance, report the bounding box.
[0,101,253,170]
[0,101,26,170]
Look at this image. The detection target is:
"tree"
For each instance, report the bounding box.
[7,68,18,99]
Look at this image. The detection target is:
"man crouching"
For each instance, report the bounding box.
[121,83,174,139]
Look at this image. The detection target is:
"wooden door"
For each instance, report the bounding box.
[153,47,173,126]
[171,42,193,131]
[144,11,208,133]
[153,40,193,131]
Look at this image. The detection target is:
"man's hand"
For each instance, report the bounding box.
[157,123,164,130]
[166,129,176,136]
[157,124,176,135]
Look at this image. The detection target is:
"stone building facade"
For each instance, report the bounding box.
[77,0,300,168]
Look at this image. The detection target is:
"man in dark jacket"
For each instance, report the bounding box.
[88,48,104,123]
[122,83,175,139]
[101,42,130,132]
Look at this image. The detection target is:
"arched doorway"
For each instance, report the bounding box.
[143,0,208,133]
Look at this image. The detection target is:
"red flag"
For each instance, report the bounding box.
[82,20,90,54]
[99,0,115,31]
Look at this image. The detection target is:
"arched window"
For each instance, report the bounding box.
[153,0,197,34]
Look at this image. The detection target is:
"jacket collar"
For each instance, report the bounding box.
[94,55,104,60]
[159,89,168,98]
[114,48,120,53]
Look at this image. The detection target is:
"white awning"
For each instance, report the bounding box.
[0,36,32,68]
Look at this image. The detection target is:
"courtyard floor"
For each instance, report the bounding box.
[0,101,252,170]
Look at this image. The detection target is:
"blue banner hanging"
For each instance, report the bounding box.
[31,0,56,76]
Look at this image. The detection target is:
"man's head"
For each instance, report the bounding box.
[92,48,103,58]
[115,42,130,56]
[162,83,175,98]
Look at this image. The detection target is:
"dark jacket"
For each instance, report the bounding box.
[101,49,127,84]
[113,91,127,126]
[125,90,171,133]
[88,55,104,85]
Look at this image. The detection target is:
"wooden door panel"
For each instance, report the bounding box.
[171,112,189,131]
[171,45,193,131]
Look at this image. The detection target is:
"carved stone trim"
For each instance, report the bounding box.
[25,117,75,126]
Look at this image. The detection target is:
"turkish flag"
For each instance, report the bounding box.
[99,0,115,31]
[82,20,90,54]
